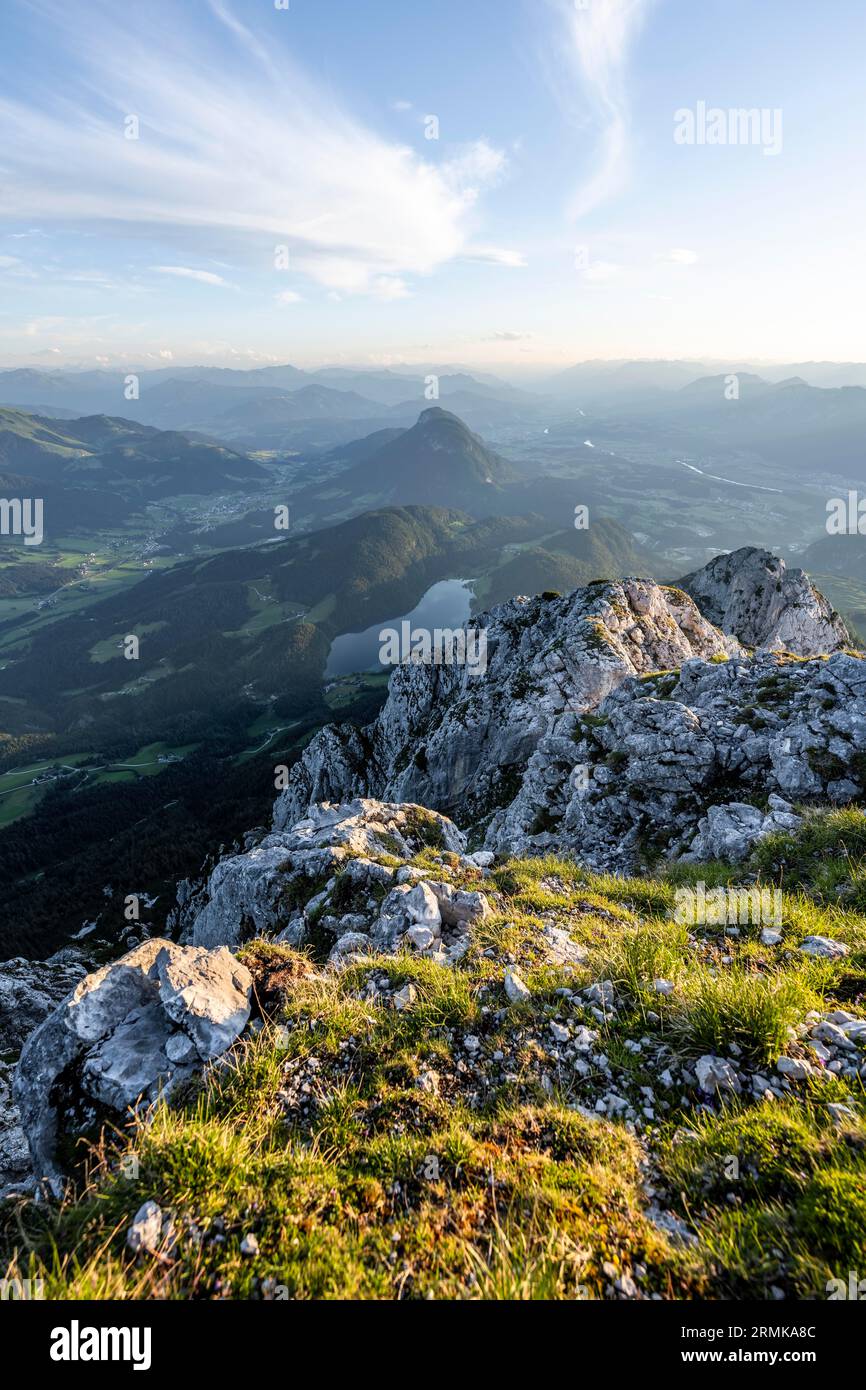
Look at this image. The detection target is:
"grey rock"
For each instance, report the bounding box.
[127,1200,164,1255]
[504,970,531,1003]
[177,800,464,950]
[13,940,251,1186]
[328,932,370,964]
[156,945,252,1059]
[406,925,437,952]
[695,1055,742,1095]
[776,1056,814,1080]
[403,882,442,929]
[799,936,849,960]
[392,984,417,1011]
[681,548,850,655]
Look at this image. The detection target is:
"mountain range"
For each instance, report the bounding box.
[0,408,268,507]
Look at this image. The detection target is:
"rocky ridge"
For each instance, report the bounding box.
[274,548,853,863]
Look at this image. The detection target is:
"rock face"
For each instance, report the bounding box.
[0,949,89,1055]
[13,939,252,1187]
[520,649,866,868]
[173,797,491,965]
[176,799,465,950]
[680,548,850,656]
[276,570,740,833]
[0,949,90,1192]
[269,550,859,867]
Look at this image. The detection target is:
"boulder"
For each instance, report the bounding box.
[13,939,251,1187]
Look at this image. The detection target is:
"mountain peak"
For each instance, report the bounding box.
[274,550,857,861]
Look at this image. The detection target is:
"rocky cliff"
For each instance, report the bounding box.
[274,549,852,853]
[155,548,861,953]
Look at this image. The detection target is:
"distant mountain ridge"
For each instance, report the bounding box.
[0,408,267,503]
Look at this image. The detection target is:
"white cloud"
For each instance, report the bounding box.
[371,276,410,301]
[275,290,303,305]
[0,255,21,268]
[547,0,653,219]
[151,266,234,287]
[582,259,621,282]
[442,140,508,200]
[464,247,527,268]
[659,247,699,265]
[0,0,508,298]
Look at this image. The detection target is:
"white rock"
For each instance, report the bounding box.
[126,1200,164,1255]
[799,936,849,959]
[653,979,674,996]
[760,928,783,946]
[811,1021,852,1048]
[406,926,436,952]
[504,970,531,1003]
[240,1233,260,1257]
[695,1055,741,1095]
[776,1056,813,1080]
[392,984,417,1012]
[404,882,442,929]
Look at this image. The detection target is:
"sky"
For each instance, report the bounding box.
[1,0,865,373]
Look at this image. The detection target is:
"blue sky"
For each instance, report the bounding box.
[1,0,865,371]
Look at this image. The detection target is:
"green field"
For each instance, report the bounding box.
[0,742,198,826]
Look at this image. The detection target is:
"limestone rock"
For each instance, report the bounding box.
[681,548,850,655]
[695,1055,742,1096]
[13,939,252,1186]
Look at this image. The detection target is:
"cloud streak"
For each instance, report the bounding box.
[152,266,235,288]
[547,0,653,220]
[0,0,509,298]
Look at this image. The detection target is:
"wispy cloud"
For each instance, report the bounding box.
[464,247,528,268]
[0,0,508,298]
[152,265,235,288]
[546,0,653,220]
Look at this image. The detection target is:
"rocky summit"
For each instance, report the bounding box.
[276,548,856,862]
[2,547,866,1302]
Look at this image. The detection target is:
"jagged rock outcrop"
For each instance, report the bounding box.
[681,548,850,655]
[176,799,466,950]
[0,948,90,1193]
[172,797,496,965]
[14,939,252,1188]
[522,649,866,867]
[158,550,863,968]
[276,572,741,833]
[0,949,89,1055]
[274,550,856,860]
